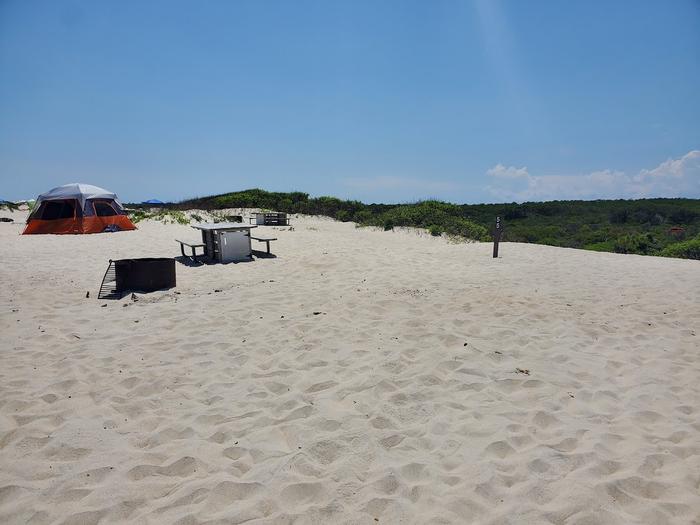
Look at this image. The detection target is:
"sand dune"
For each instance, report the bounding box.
[1,209,699,524]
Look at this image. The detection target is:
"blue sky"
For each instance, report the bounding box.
[1,0,699,203]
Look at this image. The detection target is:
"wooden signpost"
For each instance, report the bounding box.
[493,216,502,258]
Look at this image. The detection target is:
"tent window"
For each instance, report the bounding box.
[94,201,118,217]
[39,200,75,220]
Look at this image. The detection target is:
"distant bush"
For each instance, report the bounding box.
[428,224,443,236]
[364,201,488,241]
[668,209,699,224]
[659,239,700,260]
[613,233,660,255]
[609,210,629,224]
[335,210,351,222]
[442,217,488,241]
[503,207,528,220]
[128,210,148,223]
[205,189,308,211]
[584,241,615,252]
[167,210,191,225]
[631,209,657,224]
[0,201,19,211]
[529,202,562,216]
[517,225,563,243]
[353,210,373,224]
[539,237,563,247]
[129,209,190,225]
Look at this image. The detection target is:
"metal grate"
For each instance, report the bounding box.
[97,260,120,299]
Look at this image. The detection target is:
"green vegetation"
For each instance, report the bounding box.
[0,201,20,211]
[209,211,243,224]
[0,200,36,211]
[128,209,190,225]
[126,189,700,259]
[659,238,700,260]
[173,190,488,241]
[364,200,489,240]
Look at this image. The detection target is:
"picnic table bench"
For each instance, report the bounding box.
[250,236,277,255]
[176,239,206,263]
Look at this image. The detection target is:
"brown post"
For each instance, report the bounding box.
[493,216,502,258]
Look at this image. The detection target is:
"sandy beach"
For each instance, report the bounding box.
[1,209,699,524]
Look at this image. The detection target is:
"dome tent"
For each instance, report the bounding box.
[23,183,136,235]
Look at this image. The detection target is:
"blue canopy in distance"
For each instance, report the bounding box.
[142,199,165,204]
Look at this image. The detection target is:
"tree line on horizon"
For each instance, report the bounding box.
[133,188,700,260]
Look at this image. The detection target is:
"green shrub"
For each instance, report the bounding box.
[659,239,700,260]
[0,201,19,211]
[609,210,629,224]
[128,209,190,225]
[669,209,699,224]
[584,241,615,252]
[503,207,528,220]
[364,200,487,241]
[440,216,488,240]
[539,237,562,247]
[613,233,660,255]
[128,210,149,223]
[428,224,443,236]
[335,210,351,222]
[353,210,373,224]
[168,210,190,225]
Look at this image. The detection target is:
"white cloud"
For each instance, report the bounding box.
[486,150,700,202]
[633,150,700,196]
[486,164,529,180]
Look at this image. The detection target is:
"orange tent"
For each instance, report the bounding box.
[23,183,136,235]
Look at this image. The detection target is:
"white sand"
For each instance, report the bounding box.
[1,209,699,524]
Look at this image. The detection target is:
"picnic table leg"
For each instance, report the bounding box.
[265,240,271,254]
[180,243,199,264]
